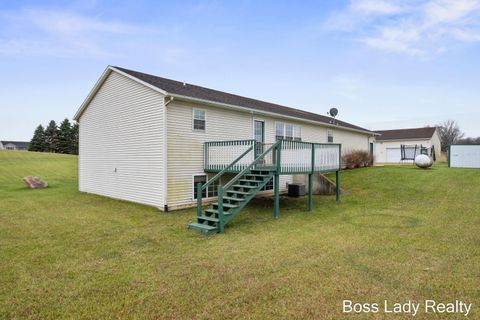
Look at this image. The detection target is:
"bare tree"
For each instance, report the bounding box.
[436,120,465,151]
[457,136,480,145]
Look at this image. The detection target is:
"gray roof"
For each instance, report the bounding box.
[1,141,30,148]
[114,66,374,133]
[375,127,437,141]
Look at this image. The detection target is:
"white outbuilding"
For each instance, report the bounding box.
[374,127,441,164]
[449,145,480,168]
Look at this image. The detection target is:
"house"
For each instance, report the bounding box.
[0,141,30,151]
[74,66,377,229]
[374,127,441,163]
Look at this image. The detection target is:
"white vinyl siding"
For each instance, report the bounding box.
[78,71,165,208]
[167,101,253,209]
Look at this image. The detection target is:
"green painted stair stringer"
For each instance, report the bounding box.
[188,170,275,233]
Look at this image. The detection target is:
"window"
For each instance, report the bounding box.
[193,109,206,131]
[193,175,219,199]
[275,123,301,141]
[293,126,302,141]
[327,130,333,143]
[261,177,274,191]
[285,124,293,140]
[275,122,285,140]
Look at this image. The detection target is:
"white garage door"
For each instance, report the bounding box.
[450,145,480,168]
[386,148,401,163]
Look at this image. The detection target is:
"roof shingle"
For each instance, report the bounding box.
[375,127,437,141]
[114,66,374,133]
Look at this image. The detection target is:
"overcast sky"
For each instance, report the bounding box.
[1,0,480,140]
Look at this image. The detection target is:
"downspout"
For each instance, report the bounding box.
[165,96,174,106]
[163,96,173,211]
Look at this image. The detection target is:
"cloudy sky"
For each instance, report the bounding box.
[1,0,480,140]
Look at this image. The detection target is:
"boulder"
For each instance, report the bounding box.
[23,176,48,189]
[414,154,433,169]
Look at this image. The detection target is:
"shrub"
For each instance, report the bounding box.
[342,150,373,169]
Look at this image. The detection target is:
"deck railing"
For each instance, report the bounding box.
[204,140,255,172]
[313,143,341,172]
[204,139,341,173]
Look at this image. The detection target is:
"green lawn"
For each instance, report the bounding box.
[1,151,479,319]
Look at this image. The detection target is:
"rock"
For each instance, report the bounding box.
[415,154,433,169]
[23,176,48,189]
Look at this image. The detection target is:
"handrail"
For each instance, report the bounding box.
[223,140,281,191]
[197,145,254,217]
[201,145,254,192]
[215,140,281,229]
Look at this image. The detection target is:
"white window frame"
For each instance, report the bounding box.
[192,174,220,200]
[327,129,334,143]
[192,108,206,132]
[275,122,302,141]
[275,122,285,140]
[293,125,302,141]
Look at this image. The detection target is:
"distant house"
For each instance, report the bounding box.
[0,141,30,151]
[374,127,441,163]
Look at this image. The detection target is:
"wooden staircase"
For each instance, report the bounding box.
[188,169,274,234]
[188,138,342,234]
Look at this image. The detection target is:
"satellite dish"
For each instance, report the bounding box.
[329,108,338,118]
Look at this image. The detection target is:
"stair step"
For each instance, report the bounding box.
[239,179,261,184]
[188,223,218,234]
[205,208,233,215]
[227,190,250,195]
[245,174,270,178]
[251,170,274,174]
[233,184,257,189]
[198,215,219,222]
[223,196,245,202]
[213,203,238,209]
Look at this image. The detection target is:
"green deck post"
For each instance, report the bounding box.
[448,145,451,167]
[308,143,315,211]
[336,144,341,202]
[218,186,224,233]
[335,170,340,202]
[274,141,281,219]
[308,173,313,211]
[274,174,280,218]
[196,183,202,217]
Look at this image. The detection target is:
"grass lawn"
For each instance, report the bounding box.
[1,151,479,319]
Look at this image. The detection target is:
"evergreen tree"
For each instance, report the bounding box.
[29,124,46,152]
[57,118,72,154]
[44,120,59,153]
[71,122,79,155]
